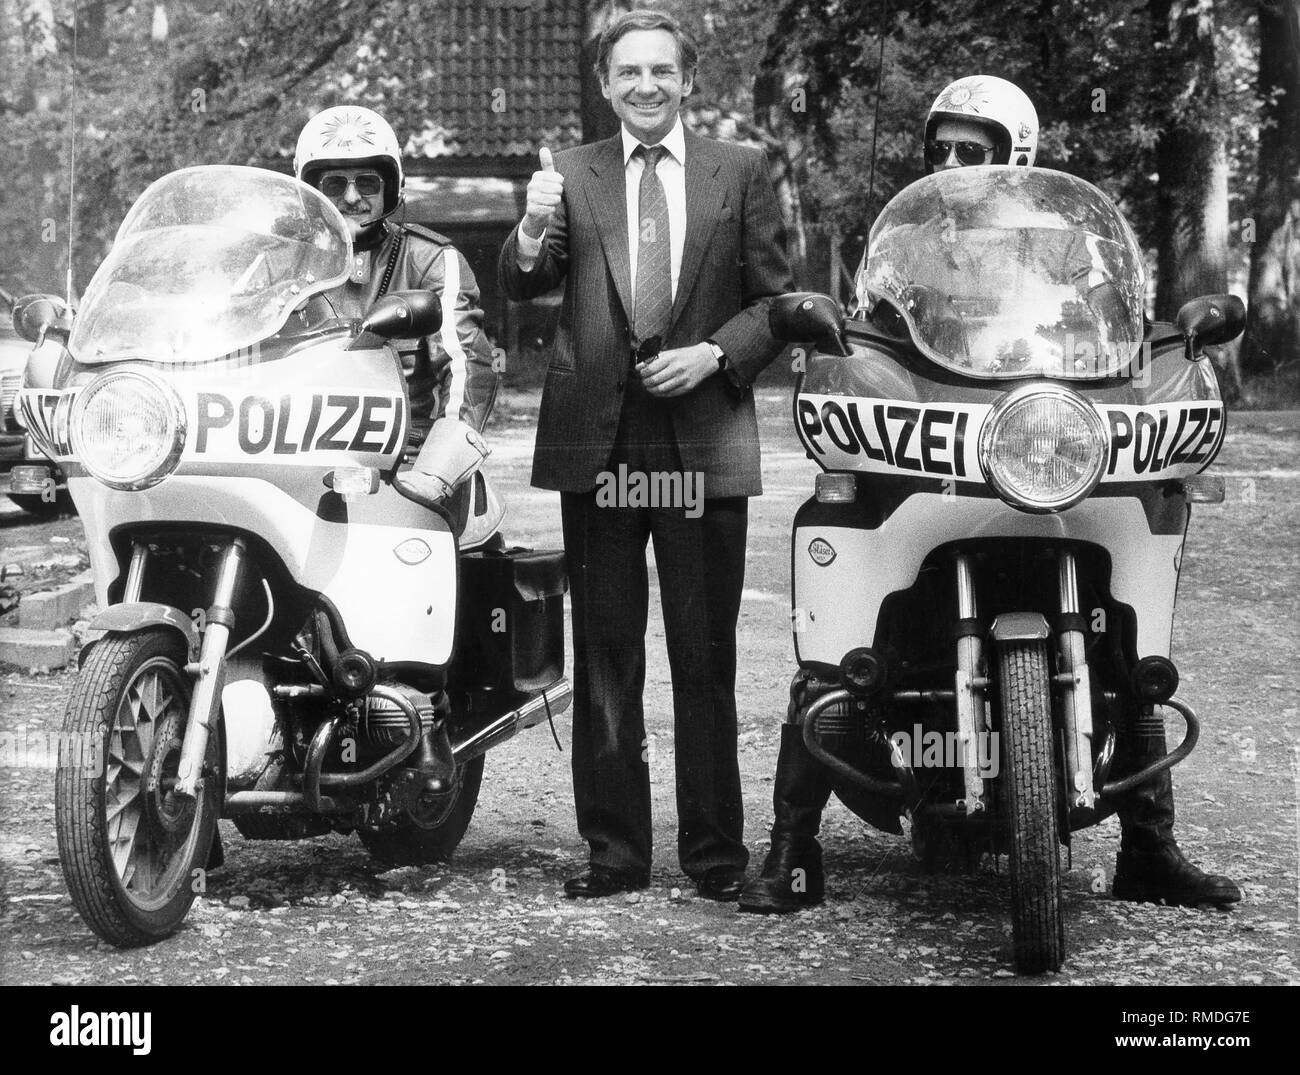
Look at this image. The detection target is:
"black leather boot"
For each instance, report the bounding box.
[739,722,833,913]
[414,718,456,795]
[1112,709,1240,908]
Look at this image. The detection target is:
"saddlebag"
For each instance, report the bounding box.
[453,547,567,692]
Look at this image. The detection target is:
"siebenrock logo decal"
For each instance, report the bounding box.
[808,537,837,566]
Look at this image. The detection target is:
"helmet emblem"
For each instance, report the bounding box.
[321,111,378,152]
[1018,122,1032,140]
[947,86,973,107]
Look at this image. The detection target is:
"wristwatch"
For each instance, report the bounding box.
[705,339,727,372]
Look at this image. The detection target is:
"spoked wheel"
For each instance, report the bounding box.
[996,639,1065,974]
[358,754,484,866]
[55,629,220,947]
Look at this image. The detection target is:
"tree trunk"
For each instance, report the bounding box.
[580,1,628,144]
[1243,0,1300,381]
[1149,0,1236,394]
[754,68,810,287]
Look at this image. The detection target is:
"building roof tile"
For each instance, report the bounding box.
[406,0,584,162]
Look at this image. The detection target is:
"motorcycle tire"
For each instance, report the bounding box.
[55,629,220,947]
[996,638,1066,975]
[357,754,485,866]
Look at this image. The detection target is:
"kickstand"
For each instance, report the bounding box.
[544,690,562,752]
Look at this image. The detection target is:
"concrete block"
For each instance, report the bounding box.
[18,571,96,630]
[0,627,76,671]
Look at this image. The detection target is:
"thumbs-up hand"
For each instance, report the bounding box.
[522,146,564,239]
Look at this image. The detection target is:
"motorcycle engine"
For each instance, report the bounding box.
[358,684,459,831]
[362,686,442,748]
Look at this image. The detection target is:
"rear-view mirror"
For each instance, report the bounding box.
[770,292,850,357]
[1175,295,1246,356]
[13,293,72,344]
[358,290,442,341]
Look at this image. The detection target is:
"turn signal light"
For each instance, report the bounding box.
[1183,475,1225,503]
[840,647,887,696]
[815,473,856,503]
[1132,655,1179,703]
[334,647,377,697]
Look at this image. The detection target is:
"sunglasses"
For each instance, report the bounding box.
[925,140,994,167]
[632,334,662,366]
[318,172,384,198]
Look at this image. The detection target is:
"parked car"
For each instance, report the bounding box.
[1,288,67,516]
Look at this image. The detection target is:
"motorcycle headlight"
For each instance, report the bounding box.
[70,370,186,490]
[978,385,1107,513]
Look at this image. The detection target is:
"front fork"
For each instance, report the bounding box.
[953,553,990,814]
[160,537,246,800]
[1054,551,1097,810]
[952,549,1096,813]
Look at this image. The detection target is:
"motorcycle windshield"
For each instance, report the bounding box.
[69,166,352,365]
[856,168,1146,380]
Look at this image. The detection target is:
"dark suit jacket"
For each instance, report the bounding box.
[498,129,793,497]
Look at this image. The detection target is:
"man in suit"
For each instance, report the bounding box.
[499,8,792,900]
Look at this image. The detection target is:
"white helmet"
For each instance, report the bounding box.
[924,75,1039,172]
[293,106,404,216]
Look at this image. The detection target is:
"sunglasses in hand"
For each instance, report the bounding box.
[318,172,384,198]
[925,140,995,167]
[633,334,662,367]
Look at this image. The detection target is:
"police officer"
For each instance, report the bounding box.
[294,106,497,502]
[739,75,1241,914]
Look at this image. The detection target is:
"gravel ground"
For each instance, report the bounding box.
[1,393,1296,986]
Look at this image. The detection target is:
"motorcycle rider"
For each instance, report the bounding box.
[739,75,1242,914]
[294,106,498,504]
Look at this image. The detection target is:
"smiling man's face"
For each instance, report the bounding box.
[317,166,386,240]
[601,28,693,146]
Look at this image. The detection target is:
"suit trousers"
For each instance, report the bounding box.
[560,378,750,879]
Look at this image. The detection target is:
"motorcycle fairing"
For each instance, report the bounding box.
[793,333,1226,487]
[21,339,410,473]
[790,492,1184,664]
[791,473,1189,536]
[73,474,457,665]
[810,322,1219,405]
[796,392,1224,483]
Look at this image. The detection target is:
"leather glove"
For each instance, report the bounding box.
[392,418,491,507]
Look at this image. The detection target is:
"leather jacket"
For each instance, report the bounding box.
[321,222,498,444]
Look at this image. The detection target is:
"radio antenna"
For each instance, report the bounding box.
[855,0,888,314]
[64,2,80,305]
[865,2,887,228]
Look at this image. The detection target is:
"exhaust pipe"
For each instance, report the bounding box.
[452,680,572,763]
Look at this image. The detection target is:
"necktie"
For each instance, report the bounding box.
[632,143,671,344]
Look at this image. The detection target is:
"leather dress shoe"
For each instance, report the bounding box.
[695,866,746,902]
[563,865,649,899]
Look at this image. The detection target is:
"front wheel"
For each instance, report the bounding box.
[997,639,1065,974]
[358,755,484,866]
[55,629,220,946]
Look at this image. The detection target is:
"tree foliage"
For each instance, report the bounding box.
[1,0,1289,397]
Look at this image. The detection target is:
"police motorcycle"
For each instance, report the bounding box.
[14,165,571,947]
[771,166,1244,974]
